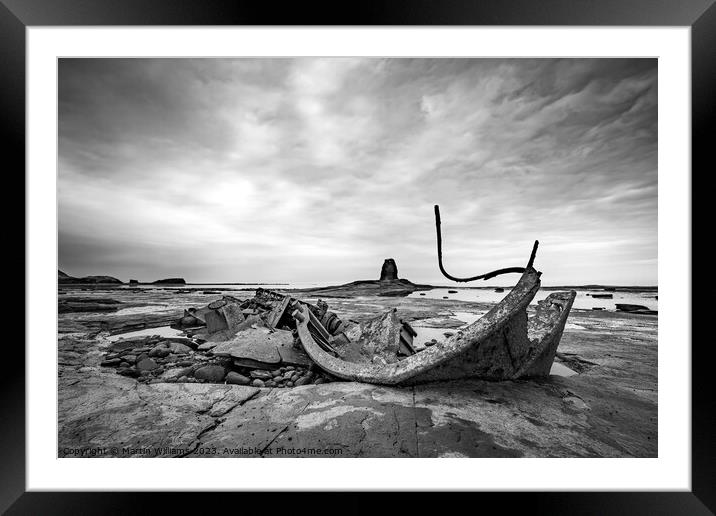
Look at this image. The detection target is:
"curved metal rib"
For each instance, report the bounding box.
[293,267,543,385]
[434,204,539,282]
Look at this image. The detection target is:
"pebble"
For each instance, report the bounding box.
[122,354,137,364]
[251,379,265,388]
[314,378,326,384]
[285,381,294,387]
[265,380,276,387]
[294,377,310,386]
[250,370,273,380]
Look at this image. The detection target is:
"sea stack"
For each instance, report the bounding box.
[379,258,399,281]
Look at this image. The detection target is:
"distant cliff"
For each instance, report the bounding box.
[58,270,123,284]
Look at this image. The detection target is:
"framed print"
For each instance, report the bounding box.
[6,0,714,512]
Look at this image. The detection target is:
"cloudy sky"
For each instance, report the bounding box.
[58,58,657,286]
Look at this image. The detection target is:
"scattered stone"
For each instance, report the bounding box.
[148,345,171,358]
[294,377,310,386]
[194,365,227,382]
[100,358,121,367]
[225,371,251,385]
[136,358,159,371]
[167,342,192,354]
[250,370,273,381]
[251,379,265,387]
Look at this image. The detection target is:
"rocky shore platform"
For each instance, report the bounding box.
[58,285,657,458]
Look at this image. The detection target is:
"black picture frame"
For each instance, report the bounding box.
[5,0,713,513]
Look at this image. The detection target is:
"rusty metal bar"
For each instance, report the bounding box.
[434,204,538,283]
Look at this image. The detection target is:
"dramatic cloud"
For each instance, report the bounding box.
[58,58,657,285]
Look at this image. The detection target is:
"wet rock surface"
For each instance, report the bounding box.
[57,285,657,458]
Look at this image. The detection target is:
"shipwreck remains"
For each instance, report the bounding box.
[100,205,577,387]
[290,205,575,384]
[293,270,575,385]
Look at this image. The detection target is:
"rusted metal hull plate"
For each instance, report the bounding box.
[293,268,577,385]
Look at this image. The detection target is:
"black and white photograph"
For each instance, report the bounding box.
[57,57,658,459]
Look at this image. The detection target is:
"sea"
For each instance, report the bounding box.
[118,282,657,312]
